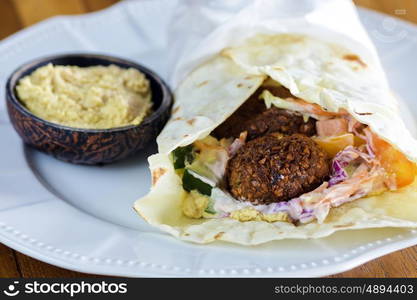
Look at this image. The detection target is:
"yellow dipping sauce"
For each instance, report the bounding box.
[16,63,152,129]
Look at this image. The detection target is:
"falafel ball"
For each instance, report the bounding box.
[212,90,267,139]
[227,134,329,204]
[243,106,316,139]
[213,88,316,140]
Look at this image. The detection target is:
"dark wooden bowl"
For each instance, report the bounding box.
[6,54,172,164]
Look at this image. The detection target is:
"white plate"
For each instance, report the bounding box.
[1,2,417,277]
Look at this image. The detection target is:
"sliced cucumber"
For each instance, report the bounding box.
[172,145,194,169]
[187,159,218,184]
[182,169,213,196]
[204,199,216,214]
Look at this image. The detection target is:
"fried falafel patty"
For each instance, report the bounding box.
[227,134,330,204]
[213,89,316,140]
[244,107,316,139]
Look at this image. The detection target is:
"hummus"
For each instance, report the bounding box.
[16,63,152,129]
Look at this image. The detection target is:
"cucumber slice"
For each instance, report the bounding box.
[204,199,216,214]
[187,160,217,183]
[172,145,194,169]
[182,169,213,196]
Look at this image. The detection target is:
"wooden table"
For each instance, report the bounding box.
[1,0,416,278]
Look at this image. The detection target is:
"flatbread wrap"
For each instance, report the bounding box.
[134,34,417,245]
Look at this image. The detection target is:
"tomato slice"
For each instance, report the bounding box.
[372,135,417,188]
[313,133,355,158]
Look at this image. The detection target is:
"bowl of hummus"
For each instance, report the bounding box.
[6,54,172,164]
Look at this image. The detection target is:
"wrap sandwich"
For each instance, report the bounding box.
[134,34,417,245]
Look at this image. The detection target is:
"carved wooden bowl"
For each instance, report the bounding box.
[6,54,172,164]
